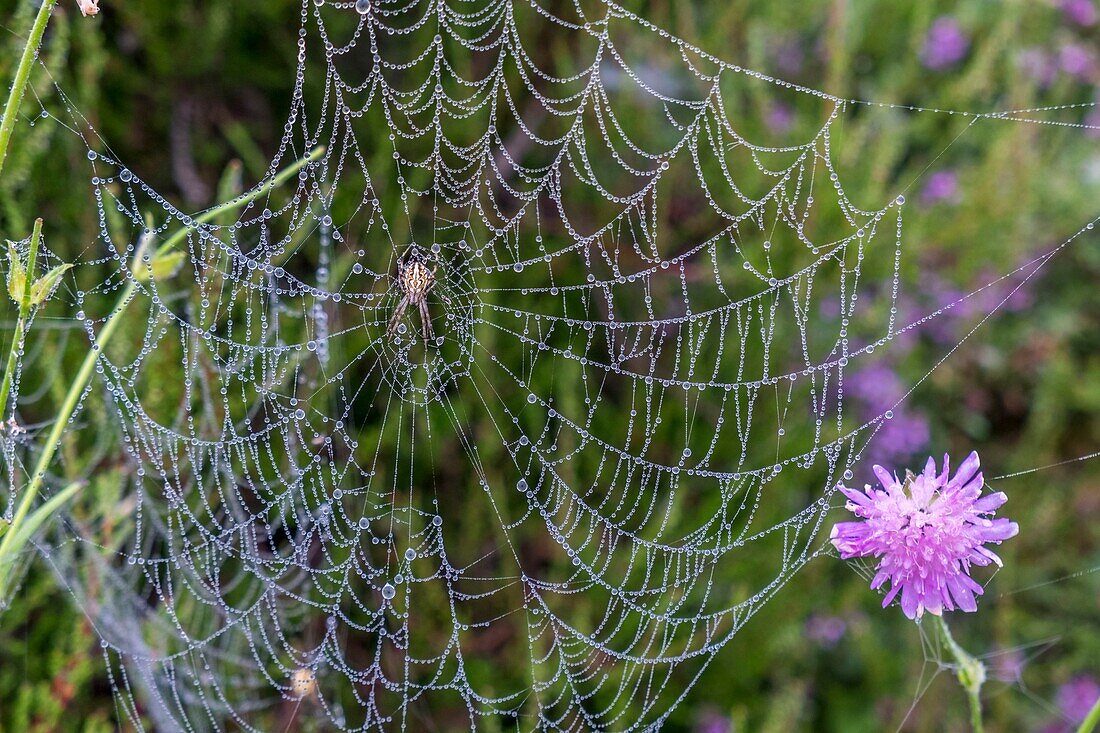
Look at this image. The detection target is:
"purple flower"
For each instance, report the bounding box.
[847,365,930,469]
[1059,43,1098,82]
[848,363,904,413]
[921,17,969,71]
[989,649,1025,682]
[766,103,794,134]
[695,708,732,733]
[868,412,931,465]
[805,614,847,647]
[1086,106,1100,139]
[1062,0,1098,26]
[831,452,1019,620]
[773,39,805,76]
[920,170,960,206]
[1057,675,1100,724]
[1017,48,1058,87]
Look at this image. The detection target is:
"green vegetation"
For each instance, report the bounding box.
[0,1,1096,731]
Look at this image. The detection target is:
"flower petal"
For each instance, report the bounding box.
[947,451,981,492]
[923,455,937,478]
[946,574,979,612]
[972,491,1007,513]
[980,519,1019,542]
[839,484,874,507]
[873,465,897,491]
[900,582,920,619]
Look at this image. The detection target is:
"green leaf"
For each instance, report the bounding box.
[6,241,25,303]
[27,262,71,306]
[136,249,187,282]
[0,481,82,575]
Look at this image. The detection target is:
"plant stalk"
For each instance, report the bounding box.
[0,148,324,603]
[1079,696,1100,733]
[934,615,985,733]
[0,217,42,423]
[0,0,58,180]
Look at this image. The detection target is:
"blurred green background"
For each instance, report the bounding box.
[0,0,1098,731]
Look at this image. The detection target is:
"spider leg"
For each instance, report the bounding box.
[419,298,434,341]
[388,296,409,335]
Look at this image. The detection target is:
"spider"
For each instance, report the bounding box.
[387,250,440,340]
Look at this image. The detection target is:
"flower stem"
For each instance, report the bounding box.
[0,231,146,608]
[0,0,58,180]
[0,148,324,606]
[0,217,42,423]
[1078,696,1100,733]
[934,615,985,733]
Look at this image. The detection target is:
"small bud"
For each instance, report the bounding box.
[76,0,100,17]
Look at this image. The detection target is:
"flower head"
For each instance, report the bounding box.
[76,0,100,17]
[1018,48,1059,87]
[1062,0,1098,27]
[1057,675,1100,724]
[1060,43,1098,83]
[805,613,847,647]
[831,451,1018,619]
[920,169,960,206]
[694,709,732,733]
[921,17,969,71]
[765,102,794,135]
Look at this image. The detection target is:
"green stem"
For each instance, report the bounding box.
[934,615,985,733]
[0,0,58,180]
[1078,696,1100,733]
[155,145,325,256]
[0,217,42,422]
[0,148,323,604]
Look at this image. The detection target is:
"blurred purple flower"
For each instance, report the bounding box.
[848,364,929,468]
[848,363,904,413]
[1059,43,1098,82]
[970,267,1036,314]
[920,170,960,206]
[831,452,1019,619]
[773,38,804,76]
[1062,0,1098,26]
[805,614,847,647]
[1018,48,1059,87]
[924,277,968,345]
[1057,675,1100,724]
[989,649,1026,682]
[1086,106,1100,139]
[766,103,794,134]
[695,708,732,733]
[921,17,969,71]
[868,412,931,466]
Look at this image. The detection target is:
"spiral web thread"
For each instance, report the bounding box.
[14,0,1098,730]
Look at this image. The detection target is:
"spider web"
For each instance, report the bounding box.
[12,0,1098,730]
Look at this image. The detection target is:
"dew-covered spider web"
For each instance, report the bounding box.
[12,0,1100,730]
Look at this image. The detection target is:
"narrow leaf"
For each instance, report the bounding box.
[0,481,82,571]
